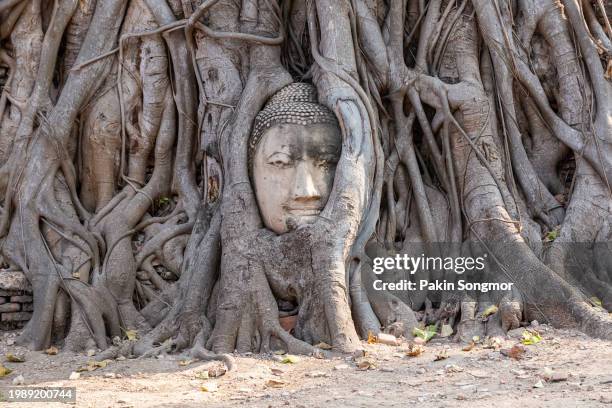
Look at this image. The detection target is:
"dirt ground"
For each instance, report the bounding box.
[0,323,610,407]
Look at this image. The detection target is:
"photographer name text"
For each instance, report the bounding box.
[371,254,514,292]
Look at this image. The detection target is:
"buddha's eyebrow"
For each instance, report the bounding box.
[268,144,300,158]
[265,151,290,161]
[306,144,340,157]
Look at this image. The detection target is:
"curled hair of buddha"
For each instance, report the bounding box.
[248,83,339,169]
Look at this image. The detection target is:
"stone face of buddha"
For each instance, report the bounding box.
[252,122,341,234]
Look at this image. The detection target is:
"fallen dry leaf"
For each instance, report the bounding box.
[265,379,287,388]
[5,353,25,363]
[355,357,377,370]
[45,346,59,355]
[313,342,332,350]
[462,341,476,352]
[0,363,12,377]
[501,344,525,360]
[482,305,499,319]
[406,344,425,357]
[270,368,284,376]
[96,359,110,368]
[76,359,111,372]
[125,330,138,341]
[483,336,503,349]
[434,349,449,361]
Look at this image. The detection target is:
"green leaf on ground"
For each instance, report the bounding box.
[156,196,170,206]
[545,229,559,242]
[281,355,300,364]
[521,330,542,345]
[413,326,436,342]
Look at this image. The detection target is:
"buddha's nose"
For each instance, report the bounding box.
[292,162,320,202]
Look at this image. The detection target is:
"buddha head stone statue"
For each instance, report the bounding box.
[249,83,342,234]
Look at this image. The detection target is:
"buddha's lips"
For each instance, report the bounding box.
[285,208,322,216]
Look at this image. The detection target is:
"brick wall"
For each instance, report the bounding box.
[0,271,33,330]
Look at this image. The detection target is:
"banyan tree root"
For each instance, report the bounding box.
[0,0,609,357]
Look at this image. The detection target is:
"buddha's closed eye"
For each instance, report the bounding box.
[267,152,293,169]
[314,154,338,170]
